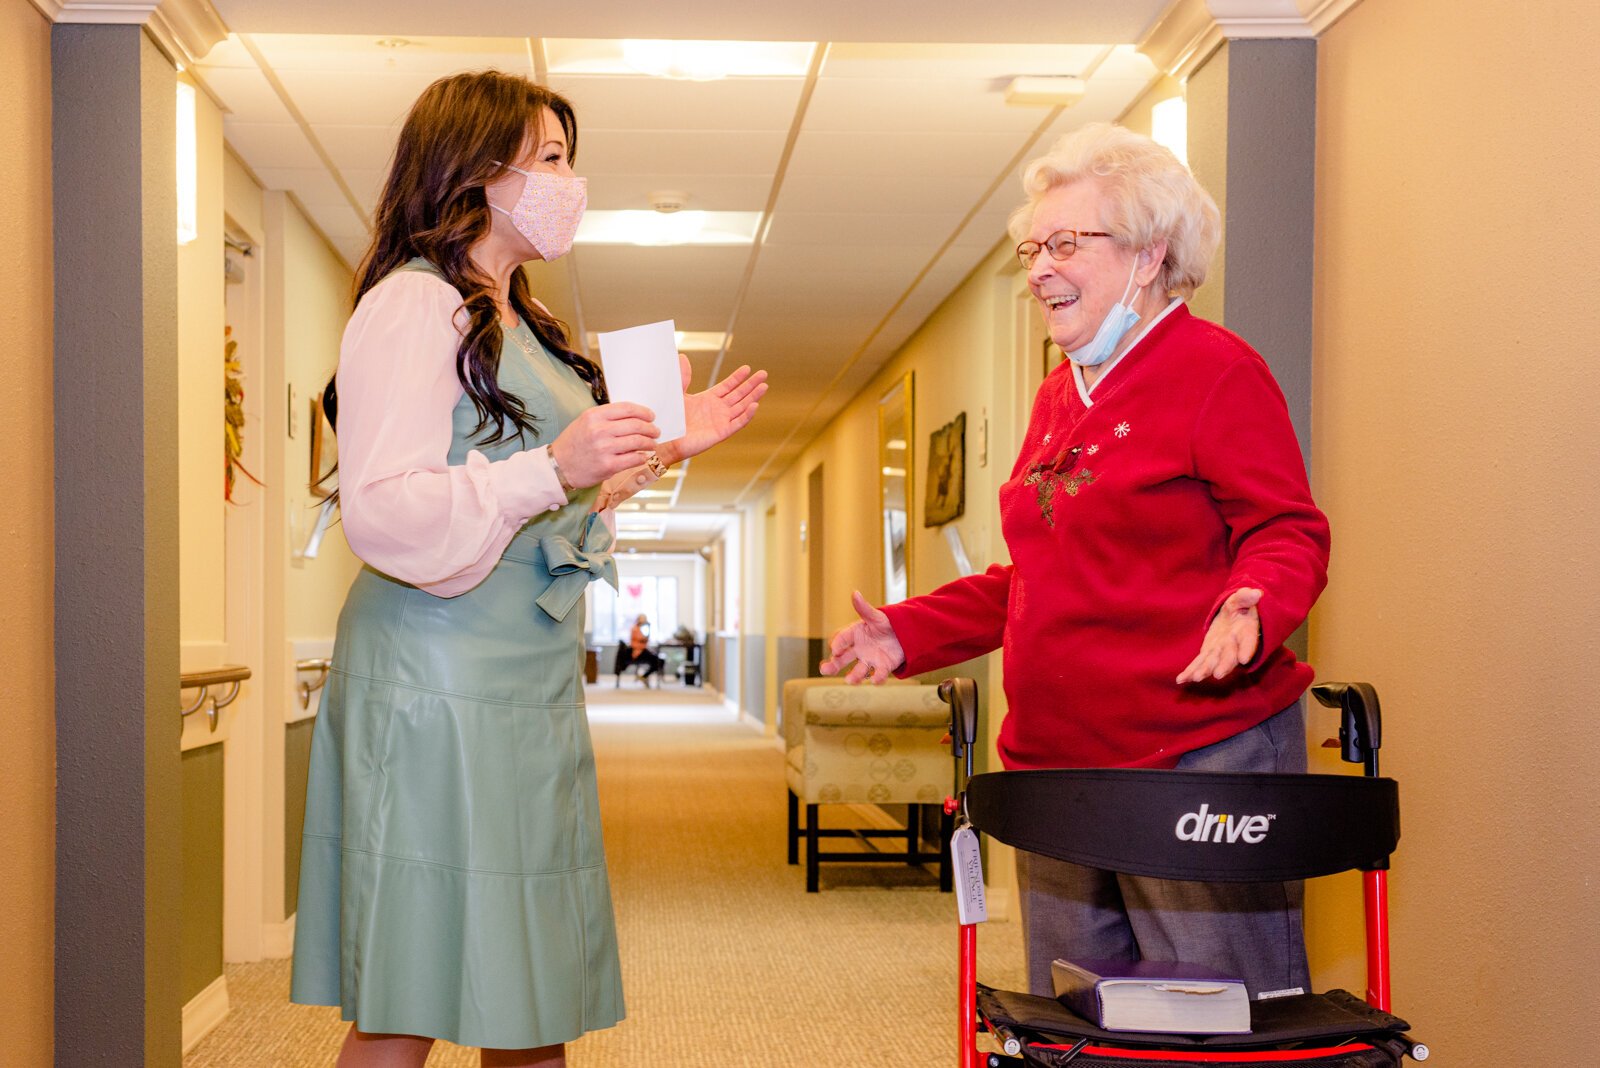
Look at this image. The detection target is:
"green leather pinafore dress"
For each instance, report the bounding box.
[291,264,624,1049]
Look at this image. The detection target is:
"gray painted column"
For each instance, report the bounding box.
[53,24,182,1066]
[1190,39,1318,461]
[1187,39,1318,660]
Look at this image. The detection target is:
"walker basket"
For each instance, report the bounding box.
[979,983,1413,1068]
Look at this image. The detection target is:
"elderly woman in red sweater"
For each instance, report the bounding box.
[822,122,1330,1000]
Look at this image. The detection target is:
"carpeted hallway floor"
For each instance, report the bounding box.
[184,684,1025,1066]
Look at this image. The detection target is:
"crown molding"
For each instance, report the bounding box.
[1139,0,1364,79]
[1138,0,1226,81]
[33,0,228,68]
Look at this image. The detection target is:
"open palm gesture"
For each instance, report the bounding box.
[820,591,906,684]
[660,355,768,464]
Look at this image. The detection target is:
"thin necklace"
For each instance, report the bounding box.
[508,323,539,361]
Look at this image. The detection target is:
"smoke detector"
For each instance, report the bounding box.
[648,190,690,214]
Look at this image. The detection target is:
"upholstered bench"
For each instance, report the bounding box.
[782,677,954,892]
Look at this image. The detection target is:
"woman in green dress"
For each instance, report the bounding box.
[289,71,767,1067]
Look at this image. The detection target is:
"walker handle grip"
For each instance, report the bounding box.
[939,677,979,756]
[1311,681,1382,769]
[938,677,980,790]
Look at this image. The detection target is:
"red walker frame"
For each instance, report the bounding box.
[941,680,1408,1068]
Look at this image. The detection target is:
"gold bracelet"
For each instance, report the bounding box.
[644,451,669,479]
[547,450,576,495]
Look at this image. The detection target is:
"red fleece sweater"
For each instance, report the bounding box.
[883,305,1330,770]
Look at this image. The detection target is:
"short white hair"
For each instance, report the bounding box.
[1008,122,1220,298]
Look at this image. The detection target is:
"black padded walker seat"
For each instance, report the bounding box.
[967,768,1399,883]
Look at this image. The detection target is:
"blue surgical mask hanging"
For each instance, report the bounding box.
[1066,255,1144,368]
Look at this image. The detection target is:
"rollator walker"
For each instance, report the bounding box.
[936,678,1430,1067]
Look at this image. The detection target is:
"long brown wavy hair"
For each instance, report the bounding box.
[331,70,605,446]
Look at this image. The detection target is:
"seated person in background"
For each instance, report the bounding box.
[628,614,665,685]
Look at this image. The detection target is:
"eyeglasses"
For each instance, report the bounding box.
[1016,229,1114,270]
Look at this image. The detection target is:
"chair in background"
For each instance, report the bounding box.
[782,677,954,893]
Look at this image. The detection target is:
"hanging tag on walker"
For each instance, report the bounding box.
[951,823,988,924]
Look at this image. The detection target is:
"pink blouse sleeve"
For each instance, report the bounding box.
[335,271,568,597]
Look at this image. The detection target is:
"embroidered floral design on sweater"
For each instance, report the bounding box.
[1022,443,1098,527]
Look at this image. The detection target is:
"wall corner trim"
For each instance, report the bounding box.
[180,974,230,1055]
[40,0,228,68]
[1140,0,1364,77]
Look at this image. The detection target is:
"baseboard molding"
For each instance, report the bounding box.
[181,973,230,1055]
[262,914,296,959]
[737,706,766,733]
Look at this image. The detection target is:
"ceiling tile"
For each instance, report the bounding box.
[193,65,296,122]
[273,68,446,126]
[820,42,1108,81]
[582,173,772,212]
[551,75,807,132]
[775,170,991,215]
[251,166,348,203]
[576,129,787,177]
[222,121,323,170]
[763,211,954,248]
[574,245,748,332]
[246,33,531,75]
[803,76,1044,134]
[784,128,1028,178]
[314,124,404,172]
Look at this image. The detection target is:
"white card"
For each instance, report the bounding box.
[951,824,988,925]
[595,320,687,442]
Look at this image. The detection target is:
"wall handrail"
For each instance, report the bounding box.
[180,664,251,733]
[297,657,333,710]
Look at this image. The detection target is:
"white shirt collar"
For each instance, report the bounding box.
[1072,297,1184,406]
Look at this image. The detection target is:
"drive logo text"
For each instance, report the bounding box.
[1174,804,1276,844]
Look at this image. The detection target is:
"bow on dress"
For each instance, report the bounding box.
[534,511,619,622]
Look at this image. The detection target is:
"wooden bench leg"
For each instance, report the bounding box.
[905,804,919,865]
[938,806,955,893]
[806,803,821,892]
[786,788,800,865]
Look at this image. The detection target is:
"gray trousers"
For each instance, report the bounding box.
[1016,701,1312,1000]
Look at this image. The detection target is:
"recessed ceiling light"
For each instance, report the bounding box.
[575,210,760,247]
[546,39,815,80]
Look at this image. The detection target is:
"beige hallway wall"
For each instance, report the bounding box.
[277,197,359,640]
[1312,0,1600,1055]
[178,72,229,659]
[0,1,54,1061]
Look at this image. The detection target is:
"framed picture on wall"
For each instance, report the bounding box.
[309,392,337,498]
[878,373,913,603]
[924,411,966,527]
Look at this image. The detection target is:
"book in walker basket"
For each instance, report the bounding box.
[1051,958,1252,1035]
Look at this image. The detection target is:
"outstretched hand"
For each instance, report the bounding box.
[1176,586,1263,685]
[659,355,768,464]
[819,590,906,685]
